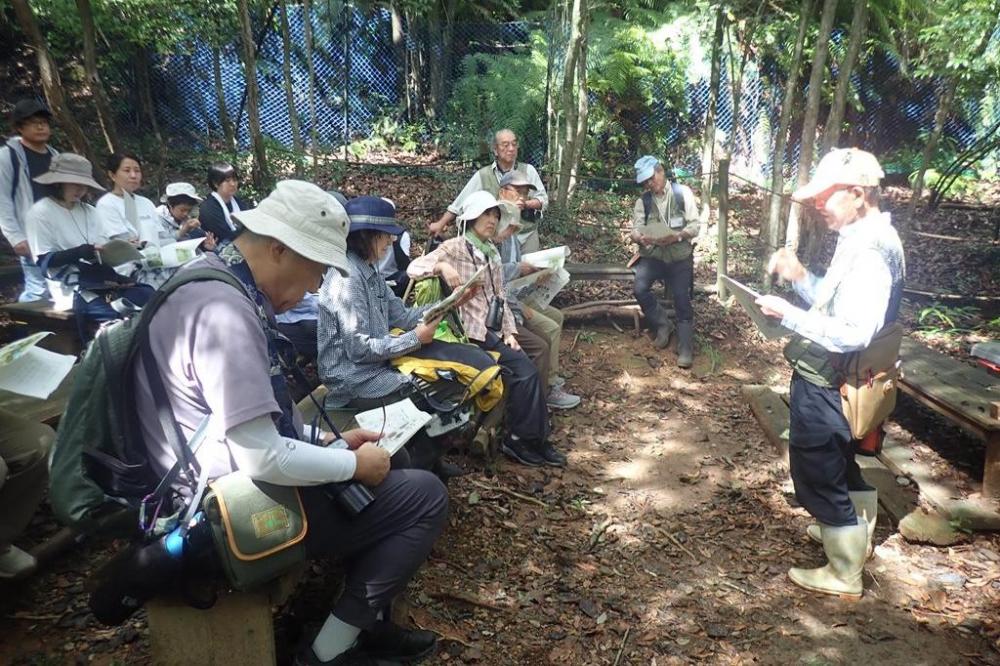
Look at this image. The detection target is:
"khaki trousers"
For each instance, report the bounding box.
[523,303,564,383]
[0,410,54,547]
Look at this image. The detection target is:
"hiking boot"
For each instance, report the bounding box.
[653,319,675,349]
[807,490,877,559]
[293,646,379,666]
[0,545,37,579]
[547,387,581,410]
[501,437,546,467]
[789,517,868,599]
[433,460,468,483]
[550,375,567,389]
[676,320,694,368]
[538,441,567,467]
[357,620,437,662]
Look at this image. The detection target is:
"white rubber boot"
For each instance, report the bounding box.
[789,517,868,598]
[807,490,877,558]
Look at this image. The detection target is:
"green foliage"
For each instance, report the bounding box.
[917,304,981,335]
[442,32,549,160]
[348,115,429,157]
[583,16,689,179]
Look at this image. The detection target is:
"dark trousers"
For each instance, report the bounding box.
[278,319,319,363]
[301,469,448,629]
[788,373,873,527]
[633,255,694,323]
[478,331,549,442]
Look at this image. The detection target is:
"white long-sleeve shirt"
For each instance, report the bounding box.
[780,211,905,353]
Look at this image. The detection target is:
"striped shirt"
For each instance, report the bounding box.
[407,235,517,342]
[318,252,431,407]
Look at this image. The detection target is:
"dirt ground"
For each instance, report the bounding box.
[1,167,998,664]
[3,285,1000,665]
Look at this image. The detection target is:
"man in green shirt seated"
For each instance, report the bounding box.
[630,155,701,368]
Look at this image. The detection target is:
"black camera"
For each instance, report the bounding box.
[486,296,505,331]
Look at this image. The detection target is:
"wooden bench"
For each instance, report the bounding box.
[0,300,82,355]
[898,338,1000,498]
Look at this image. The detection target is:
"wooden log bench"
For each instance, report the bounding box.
[898,337,1000,499]
[0,300,83,355]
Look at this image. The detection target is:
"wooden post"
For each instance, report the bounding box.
[984,433,1000,499]
[716,156,730,300]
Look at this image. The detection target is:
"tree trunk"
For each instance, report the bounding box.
[302,0,318,164]
[700,5,725,223]
[10,0,93,163]
[278,0,303,162]
[765,0,813,266]
[820,0,868,153]
[390,0,406,117]
[75,0,119,154]
[134,48,166,186]
[428,0,456,119]
[212,47,237,152]
[785,0,838,253]
[237,0,270,190]
[547,0,589,207]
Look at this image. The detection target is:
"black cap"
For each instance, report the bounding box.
[11,98,52,125]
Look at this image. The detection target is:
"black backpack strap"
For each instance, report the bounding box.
[641,191,653,224]
[9,146,19,200]
[392,238,411,272]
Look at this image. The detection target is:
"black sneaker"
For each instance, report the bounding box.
[433,459,468,482]
[538,441,567,467]
[356,620,437,662]
[293,646,379,666]
[501,437,546,467]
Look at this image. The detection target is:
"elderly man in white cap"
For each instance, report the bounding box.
[133,180,447,666]
[630,155,700,367]
[757,148,905,599]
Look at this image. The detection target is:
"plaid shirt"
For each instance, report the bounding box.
[407,236,517,342]
[318,252,430,407]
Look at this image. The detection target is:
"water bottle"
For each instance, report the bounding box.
[88,514,210,625]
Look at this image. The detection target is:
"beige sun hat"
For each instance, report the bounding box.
[793,148,884,201]
[457,191,501,222]
[232,180,351,276]
[33,153,104,191]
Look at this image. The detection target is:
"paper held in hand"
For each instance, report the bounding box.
[720,275,793,340]
[0,332,76,400]
[508,245,571,310]
[140,237,207,268]
[353,398,434,456]
[420,264,487,324]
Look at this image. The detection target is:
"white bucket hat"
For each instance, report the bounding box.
[457,191,501,222]
[162,182,203,203]
[793,148,884,201]
[233,180,351,276]
[33,153,105,191]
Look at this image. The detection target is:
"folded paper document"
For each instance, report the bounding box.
[0,332,76,400]
[720,276,792,340]
[354,398,434,456]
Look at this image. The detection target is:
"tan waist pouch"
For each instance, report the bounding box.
[839,322,904,439]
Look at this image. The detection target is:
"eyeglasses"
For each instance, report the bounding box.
[497,141,518,149]
[22,117,50,128]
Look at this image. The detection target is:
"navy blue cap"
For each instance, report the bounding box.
[345,196,405,235]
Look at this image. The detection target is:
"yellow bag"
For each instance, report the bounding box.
[838,322,904,439]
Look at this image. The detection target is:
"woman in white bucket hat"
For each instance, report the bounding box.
[407,190,566,468]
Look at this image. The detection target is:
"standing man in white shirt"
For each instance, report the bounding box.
[758,148,905,600]
[428,128,547,252]
[0,98,59,302]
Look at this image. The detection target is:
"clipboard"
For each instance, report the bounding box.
[720,275,793,340]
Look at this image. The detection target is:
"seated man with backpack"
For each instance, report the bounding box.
[99,181,446,665]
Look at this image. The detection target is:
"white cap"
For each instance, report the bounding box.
[793,148,884,201]
[233,180,351,276]
[457,191,501,222]
[162,182,202,203]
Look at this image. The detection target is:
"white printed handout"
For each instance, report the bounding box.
[141,237,206,269]
[353,398,434,456]
[0,332,76,400]
[720,275,793,340]
[507,246,571,309]
[420,264,487,324]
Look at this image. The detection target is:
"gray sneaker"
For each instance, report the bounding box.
[550,375,567,389]
[547,387,581,410]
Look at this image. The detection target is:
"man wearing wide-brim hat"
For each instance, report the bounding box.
[132,181,447,665]
[757,148,905,600]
